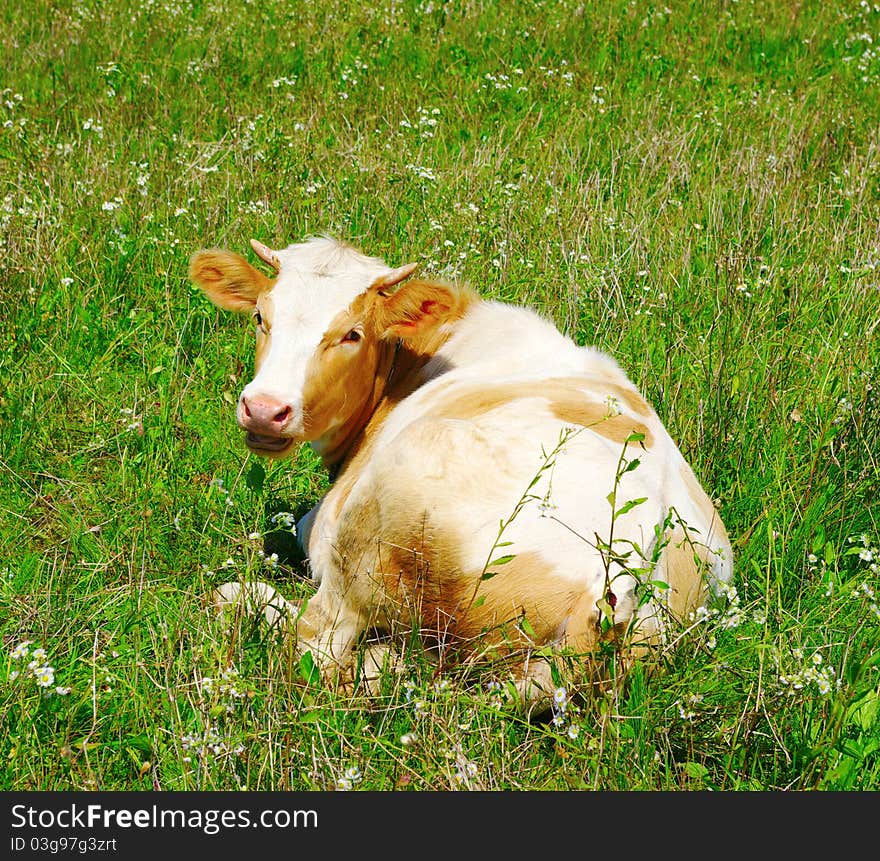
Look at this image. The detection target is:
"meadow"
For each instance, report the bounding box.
[1,0,878,791]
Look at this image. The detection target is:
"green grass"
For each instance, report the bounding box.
[1,0,878,790]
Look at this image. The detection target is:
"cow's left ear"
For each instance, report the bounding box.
[369,273,471,340]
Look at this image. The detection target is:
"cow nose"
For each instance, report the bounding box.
[239,396,293,433]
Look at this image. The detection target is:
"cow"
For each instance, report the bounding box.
[189,235,732,711]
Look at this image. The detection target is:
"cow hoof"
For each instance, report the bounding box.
[330,642,400,698]
[358,642,398,696]
[512,659,555,718]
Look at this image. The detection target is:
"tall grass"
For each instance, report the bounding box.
[1,0,877,790]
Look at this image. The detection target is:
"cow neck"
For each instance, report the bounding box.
[319,338,430,481]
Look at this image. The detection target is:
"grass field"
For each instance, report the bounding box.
[1,0,878,791]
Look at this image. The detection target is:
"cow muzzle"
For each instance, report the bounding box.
[237,395,297,455]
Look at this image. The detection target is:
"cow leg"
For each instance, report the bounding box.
[341,641,399,696]
[293,586,365,684]
[210,576,363,677]
[211,580,297,629]
[211,579,383,693]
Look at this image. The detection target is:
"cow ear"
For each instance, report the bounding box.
[189,250,273,312]
[370,277,469,340]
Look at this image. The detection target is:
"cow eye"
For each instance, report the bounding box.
[342,329,362,343]
[253,310,263,328]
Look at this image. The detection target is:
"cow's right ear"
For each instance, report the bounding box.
[189,250,273,312]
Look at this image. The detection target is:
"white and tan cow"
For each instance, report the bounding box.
[190,235,732,708]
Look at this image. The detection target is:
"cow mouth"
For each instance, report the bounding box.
[245,432,294,455]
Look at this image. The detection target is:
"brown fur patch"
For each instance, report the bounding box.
[548,397,653,447]
[660,526,713,620]
[559,590,602,655]
[301,321,383,442]
[376,535,581,660]
[603,382,652,417]
[428,378,655,448]
[464,551,581,649]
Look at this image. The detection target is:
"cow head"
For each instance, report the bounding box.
[190,236,463,460]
